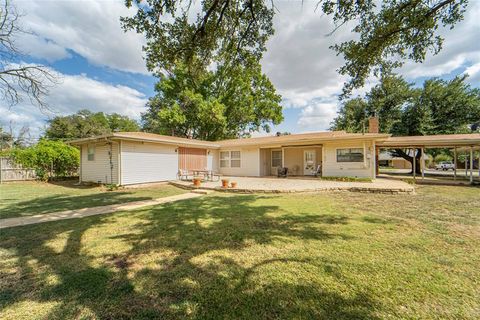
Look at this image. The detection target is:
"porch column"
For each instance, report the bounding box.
[421,147,425,180]
[465,152,468,178]
[453,147,457,181]
[412,148,416,180]
[281,147,285,168]
[470,146,474,184]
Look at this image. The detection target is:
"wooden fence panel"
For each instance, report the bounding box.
[0,157,36,182]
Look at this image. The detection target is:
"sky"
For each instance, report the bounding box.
[2,0,480,139]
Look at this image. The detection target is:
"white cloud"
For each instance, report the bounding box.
[16,0,148,74]
[262,1,480,132]
[463,62,480,83]
[397,1,480,81]
[297,101,338,131]
[0,66,148,137]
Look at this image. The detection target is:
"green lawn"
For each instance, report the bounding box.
[0,181,186,219]
[0,185,479,319]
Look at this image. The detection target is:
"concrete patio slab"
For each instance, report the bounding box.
[171,176,415,194]
[0,192,202,229]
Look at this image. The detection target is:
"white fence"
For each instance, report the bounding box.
[0,157,36,183]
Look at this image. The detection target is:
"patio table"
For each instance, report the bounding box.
[192,170,219,181]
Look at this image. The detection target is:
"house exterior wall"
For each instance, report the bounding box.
[392,159,411,169]
[284,148,303,175]
[218,147,260,176]
[80,142,119,184]
[322,140,375,178]
[121,141,178,185]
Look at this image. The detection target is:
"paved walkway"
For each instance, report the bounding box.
[0,192,203,229]
[171,176,415,194]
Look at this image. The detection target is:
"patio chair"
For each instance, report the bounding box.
[314,164,322,177]
[277,167,288,178]
[177,169,193,181]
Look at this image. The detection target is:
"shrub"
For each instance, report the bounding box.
[434,153,452,164]
[11,140,79,180]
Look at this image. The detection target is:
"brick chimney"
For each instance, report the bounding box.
[368,116,379,133]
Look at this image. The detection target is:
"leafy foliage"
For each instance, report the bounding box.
[142,61,283,140]
[45,109,140,140]
[122,0,274,76]
[10,140,79,180]
[122,0,468,94]
[331,74,480,172]
[332,74,480,135]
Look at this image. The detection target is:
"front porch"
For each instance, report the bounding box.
[171,176,414,194]
[259,145,323,177]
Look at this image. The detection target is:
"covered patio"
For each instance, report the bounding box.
[171,176,414,194]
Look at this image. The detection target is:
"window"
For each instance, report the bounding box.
[87,146,95,161]
[231,151,241,167]
[220,151,241,168]
[220,151,230,168]
[272,150,282,167]
[337,148,364,162]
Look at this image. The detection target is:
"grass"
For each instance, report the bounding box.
[0,185,479,319]
[0,181,186,219]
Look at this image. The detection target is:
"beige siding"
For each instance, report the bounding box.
[322,140,375,178]
[121,141,178,185]
[219,147,260,176]
[81,142,119,184]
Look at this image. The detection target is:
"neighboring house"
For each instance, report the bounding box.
[378,150,432,169]
[69,129,480,186]
[69,131,388,185]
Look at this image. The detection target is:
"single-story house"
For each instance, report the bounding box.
[69,126,480,186]
[69,130,389,185]
[378,150,432,169]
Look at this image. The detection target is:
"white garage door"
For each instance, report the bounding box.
[121,141,179,185]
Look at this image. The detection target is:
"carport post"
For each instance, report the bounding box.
[412,148,416,180]
[453,147,457,181]
[421,147,425,180]
[470,146,474,184]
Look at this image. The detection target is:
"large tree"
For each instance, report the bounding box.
[331,74,480,171]
[142,60,283,140]
[0,0,56,108]
[45,110,140,140]
[122,0,468,95]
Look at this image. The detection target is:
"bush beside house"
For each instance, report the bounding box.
[10,140,79,181]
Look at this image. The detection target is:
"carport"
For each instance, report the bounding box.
[378,134,480,184]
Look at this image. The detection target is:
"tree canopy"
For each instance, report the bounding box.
[45,110,140,140]
[331,74,480,135]
[122,0,468,95]
[142,60,283,140]
[331,74,480,171]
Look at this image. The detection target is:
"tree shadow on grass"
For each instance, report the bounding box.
[0,192,157,219]
[0,194,380,319]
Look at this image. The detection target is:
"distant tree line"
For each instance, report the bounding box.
[331,74,480,172]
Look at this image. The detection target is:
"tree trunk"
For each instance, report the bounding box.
[393,148,422,174]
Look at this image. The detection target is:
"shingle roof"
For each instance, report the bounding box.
[69,131,480,149]
[216,131,391,147]
[68,132,220,148]
[379,133,480,147]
